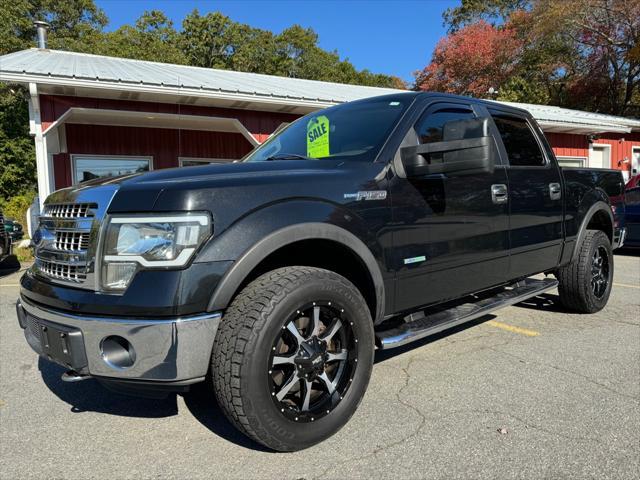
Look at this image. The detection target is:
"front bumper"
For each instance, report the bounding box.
[16,296,221,385]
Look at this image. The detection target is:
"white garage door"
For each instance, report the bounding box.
[589,145,610,169]
[632,148,640,175]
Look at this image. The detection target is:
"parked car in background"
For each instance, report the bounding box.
[4,219,24,242]
[625,174,640,190]
[0,211,10,260]
[624,180,640,248]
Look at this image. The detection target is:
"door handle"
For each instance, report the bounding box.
[549,182,562,200]
[491,184,508,204]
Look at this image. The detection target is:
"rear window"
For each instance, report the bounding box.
[490,111,545,167]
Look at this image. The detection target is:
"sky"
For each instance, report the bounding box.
[95,0,458,83]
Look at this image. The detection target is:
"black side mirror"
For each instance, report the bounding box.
[400,117,495,177]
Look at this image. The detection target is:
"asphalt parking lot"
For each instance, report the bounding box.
[1,253,638,480]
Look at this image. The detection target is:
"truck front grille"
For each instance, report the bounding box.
[42,203,96,219]
[54,231,90,251]
[36,259,87,283]
[34,188,117,290]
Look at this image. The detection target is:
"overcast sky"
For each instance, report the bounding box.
[96,0,457,82]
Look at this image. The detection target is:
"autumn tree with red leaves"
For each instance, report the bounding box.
[415,21,523,97]
[418,0,640,116]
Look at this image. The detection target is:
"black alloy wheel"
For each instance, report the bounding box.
[590,245,610,299]
[269,301,358,422]
[211,266,375,451]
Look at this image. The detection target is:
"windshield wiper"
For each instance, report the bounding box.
[265,153,315,161]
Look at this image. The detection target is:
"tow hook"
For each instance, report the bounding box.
[61,370,91,383]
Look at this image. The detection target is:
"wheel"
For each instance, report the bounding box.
[211,266,375,451]
[556,229,613,313]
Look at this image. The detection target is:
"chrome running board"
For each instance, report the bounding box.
[376,277,558,349]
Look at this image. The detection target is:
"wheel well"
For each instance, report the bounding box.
[232,239,377,321]
[586,209,613,242]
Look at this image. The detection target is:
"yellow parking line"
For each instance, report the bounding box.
[486,320,539,337]
[0,284,20,287]
[613,282,640,289]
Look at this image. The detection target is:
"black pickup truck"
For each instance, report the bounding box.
[17,92,626,451]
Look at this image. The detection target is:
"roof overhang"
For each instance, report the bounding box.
[0,72,339,115]
[536,120,631,135]
[42,107,260,154]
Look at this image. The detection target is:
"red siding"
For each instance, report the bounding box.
[545,132,589,158]
[545,131,640,175]
[40,95,299,141]
[53,153,72,190]
[52,124,253,189]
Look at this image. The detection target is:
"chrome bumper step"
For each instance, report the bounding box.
[376,277,558,349]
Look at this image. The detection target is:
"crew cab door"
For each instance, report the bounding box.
[389,100,510,312]
[487,108,564,276]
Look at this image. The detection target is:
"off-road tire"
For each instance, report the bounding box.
[211,266,375,451]
[556,229,613,313]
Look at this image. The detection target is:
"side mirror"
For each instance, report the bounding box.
[400,117,495,177]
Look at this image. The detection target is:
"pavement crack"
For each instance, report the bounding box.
[312,356,427,480]
[488,346,638,401]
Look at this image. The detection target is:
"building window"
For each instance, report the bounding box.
[556,156,587,168]
[72,155,152,184]
[179,157,234,167]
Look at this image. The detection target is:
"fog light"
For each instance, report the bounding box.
[102,262,137,291]
[101,336,136,369]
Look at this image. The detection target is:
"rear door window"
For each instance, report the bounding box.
[489,111,545,167]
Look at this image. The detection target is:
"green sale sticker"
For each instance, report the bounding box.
[307,115,330,158]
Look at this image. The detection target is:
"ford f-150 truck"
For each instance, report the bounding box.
[16,92,626,451]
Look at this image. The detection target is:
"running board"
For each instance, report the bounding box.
[376,278,558,349]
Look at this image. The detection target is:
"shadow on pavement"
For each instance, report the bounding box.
[39,357,178,418]
[182,382,271,452]
[374,313,497,364]
[513,292,568,313]
[0,254,21,277]
[39,357,269,451]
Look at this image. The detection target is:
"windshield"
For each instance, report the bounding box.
[244,95,411,162]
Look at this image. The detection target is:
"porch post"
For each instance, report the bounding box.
[28,83,53,209]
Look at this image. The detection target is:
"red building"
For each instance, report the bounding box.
[1,47,639,208]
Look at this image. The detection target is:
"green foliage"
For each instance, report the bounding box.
[98,10,186,64]
[0,189,36,232]
[178,10,400,87]
[0,0,107,55]
[0,84,36,201]
[443,0,531,32]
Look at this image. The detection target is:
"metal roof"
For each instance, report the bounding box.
[497,101,640,134]
[0,48,400,111]
[1,48,638,132]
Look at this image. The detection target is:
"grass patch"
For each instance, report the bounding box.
[14,245,34,263]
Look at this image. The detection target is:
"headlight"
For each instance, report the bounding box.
[101,213,211,291]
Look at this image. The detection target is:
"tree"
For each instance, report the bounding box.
[530,0,640,115]
[443,0,530,32]
[0,85,36,201]
[0,0,107,55]
[99,10,186,64]
[415,21,523,97]
[432,0,639,115]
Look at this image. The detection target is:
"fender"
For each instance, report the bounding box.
[569,200,614,262]
[203,202,386,324]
